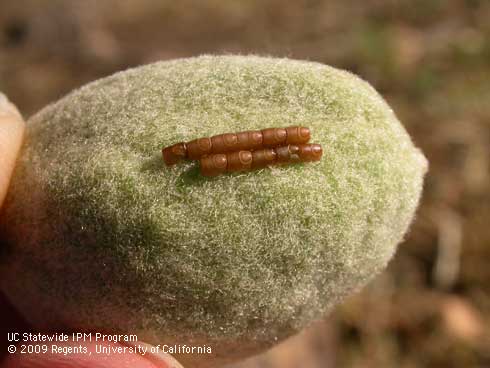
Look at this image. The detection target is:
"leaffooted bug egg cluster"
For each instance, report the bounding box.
[162,126,323,176]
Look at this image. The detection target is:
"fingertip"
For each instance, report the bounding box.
[0,92,25,207]
[0,93,23,121]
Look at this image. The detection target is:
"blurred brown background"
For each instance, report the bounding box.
[1,0,489,367]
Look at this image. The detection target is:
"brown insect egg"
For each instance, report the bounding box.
[227,151,253,172]
[275,145,297,163]
[200,153,228,177]
[286,126,311,144]
[261,127,287,147]
[211,133,238,153]
[251,148,277,169]
[235,130,263,151]
[162,142,187,166]
[298,143,323,161]
[223,133,239,151]
[187,137,212,160]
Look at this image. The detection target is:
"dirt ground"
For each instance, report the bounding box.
[1,1,489,367]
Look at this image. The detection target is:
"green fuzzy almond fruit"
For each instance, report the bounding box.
[0,55,427,367]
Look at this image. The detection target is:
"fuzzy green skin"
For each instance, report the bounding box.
[0,56,427,366]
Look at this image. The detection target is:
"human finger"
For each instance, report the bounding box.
[0,92,25,208]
